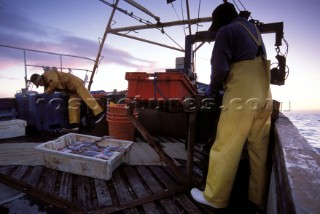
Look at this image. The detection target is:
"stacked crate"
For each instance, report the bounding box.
[15,91,69,131]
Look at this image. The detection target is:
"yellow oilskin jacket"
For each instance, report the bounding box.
[42,70,84,95]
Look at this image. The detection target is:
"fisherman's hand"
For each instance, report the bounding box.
[205,85,219,99]
[204,86,222,112]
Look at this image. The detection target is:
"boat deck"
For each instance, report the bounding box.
[0,135,250,214]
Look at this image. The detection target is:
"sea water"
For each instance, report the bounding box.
[283,111,320,153]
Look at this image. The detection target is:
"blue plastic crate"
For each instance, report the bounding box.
[0,98,17,121]
[15,92,69,131]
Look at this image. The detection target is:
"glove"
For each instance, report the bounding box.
[205,85,219,99]
[204,85,223,111]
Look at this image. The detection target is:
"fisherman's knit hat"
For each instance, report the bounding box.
[30,73,42,88]
[209,2,238,32]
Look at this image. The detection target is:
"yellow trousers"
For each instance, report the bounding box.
[68,86,103,124]
[204,58,273,208]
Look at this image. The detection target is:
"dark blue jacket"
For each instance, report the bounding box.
[206,17,266,96]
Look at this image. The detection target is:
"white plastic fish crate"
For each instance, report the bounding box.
[0,119,27,139]
[35,133,134,180]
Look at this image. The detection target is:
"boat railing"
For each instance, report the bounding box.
[268,112,320,214]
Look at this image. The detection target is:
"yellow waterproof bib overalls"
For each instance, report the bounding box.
[43,70,103,124]
[203,23,273,208]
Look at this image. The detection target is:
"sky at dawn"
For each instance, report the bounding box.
[0,0,319,111]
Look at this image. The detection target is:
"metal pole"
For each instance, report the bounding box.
[127,107,191,186]
[0,44,95,62]
[88,0,120,91]
[60,54,63,71]
[185,0,192,35]
[107,17,211,33]
[23,50,27,89]
[186,112,196,179]
[113,32,184,52]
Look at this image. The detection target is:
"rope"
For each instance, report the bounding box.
[153,73,168,100]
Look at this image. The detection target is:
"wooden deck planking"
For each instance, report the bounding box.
[123,166,163,213]
[158,197,182,213]
[76,176,94,210]
[148,166,178,189]
[112,169,140,213]
[135,166,165,194]
[122,166,151,198]
[22,165,45,187]
[175,194,204,213]
[9,165,29,180]
[57,172,73,202]
[0,164,211,213]
[0,166,15,175]
[37,167,59,193]
[94,178,112,208]
[0,135,216,213]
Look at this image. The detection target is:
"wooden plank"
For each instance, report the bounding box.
[192,161,206,179]
[156,136,168,143]
[9,165,29,180]
[58,172,73,202]
[0,166,16,175]
[194,146,210,162]
[175,194,204,213]
[134,136,145,142]
[37,168,58,193]
[112,169,133,203]
[122,166,160,213]
[128,113,190,186]
[136,166,164,193]
[94,178,112,208]
[176,138,186,144]
[140,203,163,214]
[159,198,183,213]
[89,177,100,211]
[22,165,45,187]
[76,176,95,211]
[187,113,197,178]
[111,169,139,213]
[0,171,86,214]
[122,165,150,197]
[92,186,187,214]
[163,136,182,143]
[149,166,178,189]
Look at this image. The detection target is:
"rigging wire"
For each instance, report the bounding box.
[98,0,184,50]
[180,0,185,22]
[233,0,247,12]
[196,0,202,32]
[277,37,289,57]
[231,0,290,78]
[169,1,186,37]
[193,0,203,72]
[180,0,187,35]
[234,0,289,58]
[98,0,152,25]
[232,0,253,20]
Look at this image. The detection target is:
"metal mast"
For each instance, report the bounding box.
[88,0,120,91]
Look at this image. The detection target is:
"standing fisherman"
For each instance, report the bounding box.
[191,2,273,213]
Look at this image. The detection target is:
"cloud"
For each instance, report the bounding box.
[0,1,153,71]
[0,74,19,80]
